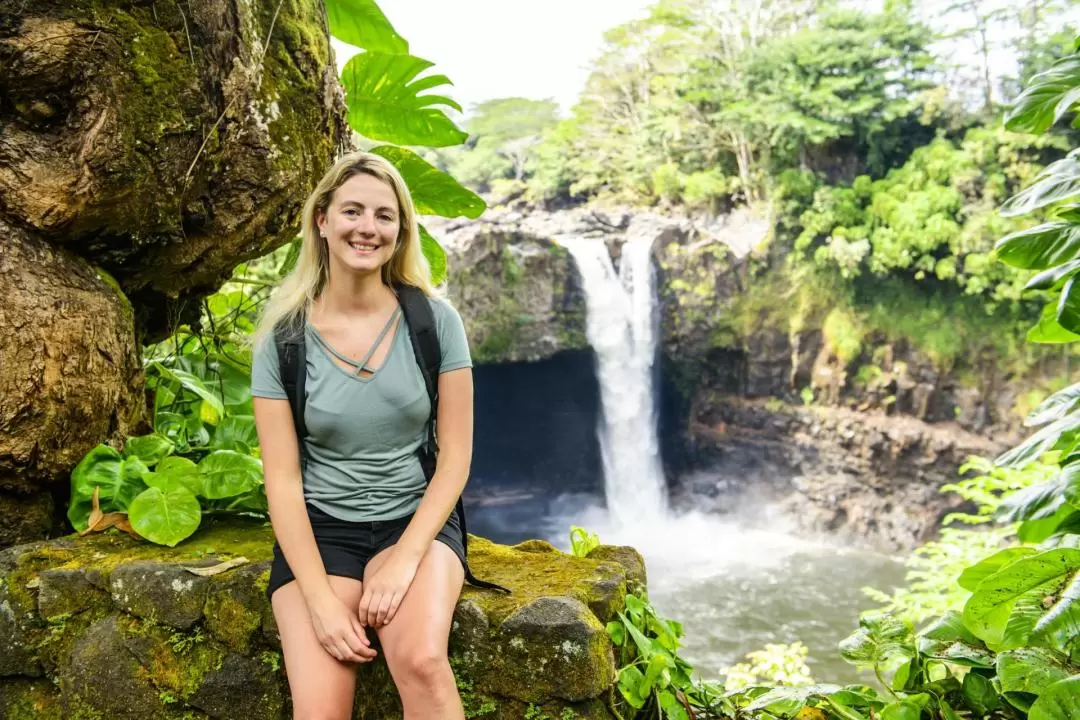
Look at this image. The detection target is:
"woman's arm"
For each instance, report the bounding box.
[254,396,373,662]
[357,366,473,627]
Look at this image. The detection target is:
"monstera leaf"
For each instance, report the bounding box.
[1001,154,1080,218]
[326,0,407,54]
[1006,55,1080,135]
[370,145,485,219]
[341,52,467,147]
[996,222,1080,270]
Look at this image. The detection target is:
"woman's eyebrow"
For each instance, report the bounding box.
[339,200,396,213]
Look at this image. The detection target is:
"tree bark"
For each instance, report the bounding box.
[0,0,348,546]
[0,0,347,338]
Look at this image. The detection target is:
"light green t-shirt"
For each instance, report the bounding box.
[251,296,472,521]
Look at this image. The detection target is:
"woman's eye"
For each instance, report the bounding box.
[343,208,357,216]
[379,215,394,222]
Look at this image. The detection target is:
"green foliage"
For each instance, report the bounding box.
[325,0,407,54]
[568,526,600,557]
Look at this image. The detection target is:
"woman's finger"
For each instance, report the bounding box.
[375,591,394,627]
[383,593,403,627]
[365,590,382,627]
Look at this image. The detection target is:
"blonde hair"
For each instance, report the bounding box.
[252,151,435,346]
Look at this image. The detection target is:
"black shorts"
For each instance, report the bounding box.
[266,504,467,599]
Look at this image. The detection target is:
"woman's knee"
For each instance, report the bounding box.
[395,648,453,688]
[293,708,352,720]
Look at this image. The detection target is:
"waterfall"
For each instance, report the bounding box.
[557,235,668,527]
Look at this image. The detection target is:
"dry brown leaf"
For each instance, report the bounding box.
[182,557,250,577]
[79,486,142,539]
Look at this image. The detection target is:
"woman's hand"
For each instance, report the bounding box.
[308,591,377,663]
[358,551,420,628]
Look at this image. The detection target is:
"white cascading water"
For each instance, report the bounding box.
[556,235,668,527]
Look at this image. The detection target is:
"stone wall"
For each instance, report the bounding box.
[0,522,646,720]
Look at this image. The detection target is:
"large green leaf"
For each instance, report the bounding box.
[1001,155,1080,218]
[995,222,1080,270]
[1027,382,1080,427]
[995,411,1080,467]
[341,52,466,147]
[997,648,1076,712]
[1006,55,1080,134]
[744,684,844,714]
[1026,257,1080,290]
[145,456,204,497]
[128,486,202,547]
[210,415,259,454]
[958,548,1039,591]
[419,224,447,285]
[326,0,408,54]
[197,450,263,500]
[370,145,485,219]
[151,363,226,418]
[67,446,150,530]
[961,672,1000,715]
[917,612,995,668]
[998,472,1070,523]
[962,549,1080,649]
[1059,275,1080,333]
[1029,675,1080,720]
[839,612,914,669]
[122,434,174,466]
[1029,301,1080,344]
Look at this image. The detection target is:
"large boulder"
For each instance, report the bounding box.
[0,0,344,546]
[0,522,642,719]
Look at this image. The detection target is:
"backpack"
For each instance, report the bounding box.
[273,284,509,594]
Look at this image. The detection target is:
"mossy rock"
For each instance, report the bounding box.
[0,522,636,719]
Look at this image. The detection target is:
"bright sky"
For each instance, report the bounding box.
[334,0,654,117]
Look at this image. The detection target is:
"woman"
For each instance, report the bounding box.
[250,151,472,720]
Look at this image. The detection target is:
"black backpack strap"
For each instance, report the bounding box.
[397,285,510,594]
[274,314,308,469]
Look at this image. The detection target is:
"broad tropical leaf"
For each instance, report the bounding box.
[419,224,447,285]
[145,456,203,497]
[995,411,1080,467]
[995,222,1080,270]
[962,549,1080,649]
[1060,275,1080,332]
[1029,675,1080,720]
[370,145,485,219]
[997,471,1070,523]
[1027,381,1080,426]
[326,0,408,54]
[1001,154,1080,218]
[197,450,263,499]
[839,613,914,669]
[68,446,150,530]
[122,434,174,466]
[1006,56,1080,134]
[1029,302,1080,344]
[958,548,1039,591]
[151,363,226,418]
[1025,257,1080,290]
[744,684,844,715]
[917,612,995,668]
[341,52,466,147]
[128,486,202,547]
[997,648,1076,712]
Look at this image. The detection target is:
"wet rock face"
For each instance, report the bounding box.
[681,397,1007,552]
[0,523,643,719]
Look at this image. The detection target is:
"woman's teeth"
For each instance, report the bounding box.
[348,240,378,252]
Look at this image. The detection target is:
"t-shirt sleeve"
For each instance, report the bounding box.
[251,334,288,399]
[431,298,473,373]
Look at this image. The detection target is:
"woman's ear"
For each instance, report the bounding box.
[315,212,327,238]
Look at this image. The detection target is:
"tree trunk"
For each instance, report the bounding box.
[0,0,348,546]
[0,0,347,338]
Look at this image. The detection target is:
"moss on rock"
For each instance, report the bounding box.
[0,523,630,719]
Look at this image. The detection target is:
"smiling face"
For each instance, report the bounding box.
[317,172,402,279]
